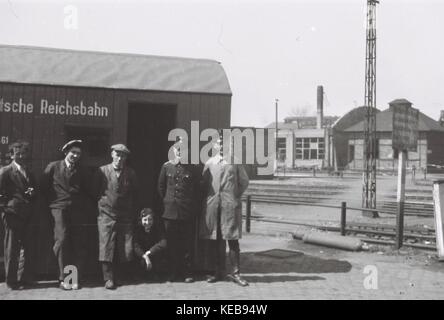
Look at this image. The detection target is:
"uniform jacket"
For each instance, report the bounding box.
[94,163,138,220]
[158,161,200,221]
[0,162,36,219]
[40,160,90,210]
[199,155,249,240]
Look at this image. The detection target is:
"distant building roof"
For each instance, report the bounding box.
[344,107,444,132]
[332,106,381,131]
[0,44,232,95]
[266,115,339,130]
[388,98,412,105]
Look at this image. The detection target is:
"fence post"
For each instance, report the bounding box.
[340,202,347,236]
[246,195,252,233]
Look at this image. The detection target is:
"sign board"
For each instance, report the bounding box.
[433,180,444,260]
[392,105,419,151]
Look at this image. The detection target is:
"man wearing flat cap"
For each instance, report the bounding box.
[0,140,37,290]
[41,140,91,290]
[157,137,200,283]
[93,143,139,290]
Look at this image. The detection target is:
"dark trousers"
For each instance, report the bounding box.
[51,208,87,282]
[101,261,138,283]
[1,212,29,285]
[163,218,193,278]
[211,239,240,276]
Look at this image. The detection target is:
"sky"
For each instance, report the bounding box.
[0,0,443,127]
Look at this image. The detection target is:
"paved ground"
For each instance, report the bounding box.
[1,233,444,300]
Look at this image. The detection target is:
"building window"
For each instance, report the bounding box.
[295,137,325,160]
[277,137,286,149]
[277,137,286,160]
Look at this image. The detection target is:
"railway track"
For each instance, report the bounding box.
[245,215,437,251]
[243,193,435,217]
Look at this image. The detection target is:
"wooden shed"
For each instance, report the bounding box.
[0,44,232,277]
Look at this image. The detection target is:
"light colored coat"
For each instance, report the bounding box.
[199,155,249,240]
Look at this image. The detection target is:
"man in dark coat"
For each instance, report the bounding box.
[158,138,200,283]
[133,208,167,280]
[40,140,90,290]
[93,144,138,290]
[199,133,249,286]
[0,141,36,290]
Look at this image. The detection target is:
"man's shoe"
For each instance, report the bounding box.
[227,274,249,287]
[71,283,81,290]
[166,273,178,283]
[59,281,71,291]
[105,280,116,290]
[6,283,24,291]
[19,280,36,289]
[184,277,194,283]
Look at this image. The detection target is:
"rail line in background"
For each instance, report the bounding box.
[242,194,437,251]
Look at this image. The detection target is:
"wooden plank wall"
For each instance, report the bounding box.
[0,82,231,277]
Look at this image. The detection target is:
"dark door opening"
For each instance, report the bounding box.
[348,145,355,163]
[127,102,177,215]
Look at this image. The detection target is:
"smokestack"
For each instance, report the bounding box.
[317,85,324,129]
[440,110,444,127]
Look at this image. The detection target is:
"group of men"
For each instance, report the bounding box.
[0,134,250,291]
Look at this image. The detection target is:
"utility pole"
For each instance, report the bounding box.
[275,98,279,170]
[362,0,379,214]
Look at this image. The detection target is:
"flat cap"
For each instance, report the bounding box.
[111,144,130,154]
[61,140,83,153]
[140,207,154,217]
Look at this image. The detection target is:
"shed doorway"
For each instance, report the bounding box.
[127,102,177,214]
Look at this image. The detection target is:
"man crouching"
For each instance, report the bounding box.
[133,208,167,281]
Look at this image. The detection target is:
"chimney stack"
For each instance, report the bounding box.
[440,110,444,127]
[317,85,324,129]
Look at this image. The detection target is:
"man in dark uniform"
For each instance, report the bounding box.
[93,144,138,290]
[0,141,36,290]
[41,140,90,290]
[157,138,199,283]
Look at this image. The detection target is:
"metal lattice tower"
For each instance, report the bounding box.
[362,0,379,209]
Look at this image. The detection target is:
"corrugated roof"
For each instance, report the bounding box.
[0,45,232,95]
[266,122,298,130]
[344,108,444,132]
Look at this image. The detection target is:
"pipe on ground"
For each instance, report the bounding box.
[301,232,363,251]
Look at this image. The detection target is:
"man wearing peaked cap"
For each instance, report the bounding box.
[61,140,83,153]
[157,137,200,283]
[93,143,138,290]
[40,139,91,290]
[111,144,130,154]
